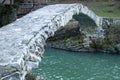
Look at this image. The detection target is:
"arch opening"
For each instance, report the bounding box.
[46,13,98,52]
[73,13,97,26]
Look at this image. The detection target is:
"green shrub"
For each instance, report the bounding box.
[25,73,36,80]
[107,3,115,7]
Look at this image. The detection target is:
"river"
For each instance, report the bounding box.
[33,48,120,80]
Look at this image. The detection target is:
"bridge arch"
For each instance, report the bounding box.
[0,4,104,80]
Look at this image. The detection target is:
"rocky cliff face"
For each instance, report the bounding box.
[47,17,120,53]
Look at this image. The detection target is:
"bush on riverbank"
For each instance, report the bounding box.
[25,73,36,80]
[0,4,17,27]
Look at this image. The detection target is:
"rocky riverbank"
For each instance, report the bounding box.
[46,18,120,53]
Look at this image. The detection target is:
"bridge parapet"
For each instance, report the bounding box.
[0,4,104,80]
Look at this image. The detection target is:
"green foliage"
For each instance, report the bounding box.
[107,2,115,7]
[25,73,36,80]
[70,18,76,22]
[89,38,104,50]
[106,25,120,44]
[0,4,17,27]
[89,24,120,52]
[82,2,120,19]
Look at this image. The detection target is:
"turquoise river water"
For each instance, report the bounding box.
[33,48,120,80]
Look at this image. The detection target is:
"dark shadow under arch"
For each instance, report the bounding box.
[73,13,97,26]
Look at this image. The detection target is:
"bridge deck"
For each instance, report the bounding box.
[0,4,77,66]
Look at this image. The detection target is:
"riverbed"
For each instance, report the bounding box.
[33,48,120,80]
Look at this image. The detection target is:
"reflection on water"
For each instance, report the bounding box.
[33,48,120,80]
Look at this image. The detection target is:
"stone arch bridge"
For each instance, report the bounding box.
[0,3,113,80]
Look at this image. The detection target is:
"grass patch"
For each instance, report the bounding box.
[82,2,120,19]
